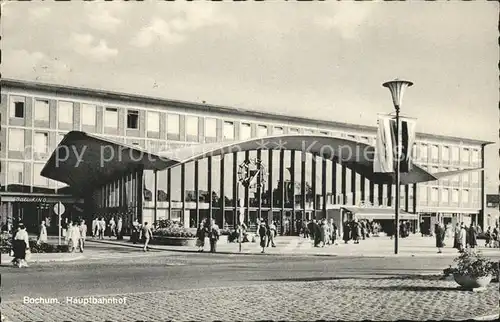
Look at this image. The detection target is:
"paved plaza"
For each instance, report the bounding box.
[89,233,500,258]
[2,275,498,321]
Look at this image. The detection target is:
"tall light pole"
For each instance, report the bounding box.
[382,79,413,255]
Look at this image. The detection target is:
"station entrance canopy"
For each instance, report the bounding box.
[41,131,483,194]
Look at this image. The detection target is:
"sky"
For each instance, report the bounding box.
[1,0,499,193]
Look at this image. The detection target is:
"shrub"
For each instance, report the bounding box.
[155,219,180,229]
[153,227,196,238]
[443,249,497,279]
[0,232,12,254]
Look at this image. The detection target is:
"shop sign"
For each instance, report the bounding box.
[14,197,48,203]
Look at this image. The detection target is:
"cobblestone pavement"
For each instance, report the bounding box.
[2,276,498,321]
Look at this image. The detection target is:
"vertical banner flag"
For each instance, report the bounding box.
[374,115,394,173]
[374,115,417,173]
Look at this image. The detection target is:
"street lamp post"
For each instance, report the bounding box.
[382,79,413,255]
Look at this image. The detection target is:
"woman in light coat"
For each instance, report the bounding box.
[68,222,81,252]
[38,221,48,243]
[458,223,467,252]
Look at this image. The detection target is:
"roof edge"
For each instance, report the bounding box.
[1,78,492,145]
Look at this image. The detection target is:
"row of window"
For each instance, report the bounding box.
[6,162,59,188]
[420,186,479,205]
[420,165,481,185]
[412,143,480,165]
[8,95,481,165]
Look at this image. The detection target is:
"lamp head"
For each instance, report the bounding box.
[382,79,413,108]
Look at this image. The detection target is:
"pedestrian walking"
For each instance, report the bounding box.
[458,223,467,252]
[307,220,314,240]
[453,223,460,249]
[132,219,140,244]
[68,221,81,253]
[38,220,48,243]
[196,223,206,252]
[109,217,116,238]
[258,221,267,253]
[485,227,492,247]
[313,220,322,247]
[342,220,350,244]
[78,220,87,252]
[330,219,338,245]
[92,217,98,238]
[62,218,69,243]
[267,221,276,247]
[12,223,30,268]
[209,220,220,253]
[116,217,123,240]
[321,220,329,247]
[469,223,478,249]
[435,223,445,253]
[142,222,152,251]
[352,219,361,244]
[98,217,106,240]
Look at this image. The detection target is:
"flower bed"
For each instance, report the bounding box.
[152,225,197,246]
[151,236,197,247]
[29,240,70,253]
[0,232,12,254]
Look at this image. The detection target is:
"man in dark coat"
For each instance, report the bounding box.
[351,220,360,244]
[342,220,351,244]
[313,221,322,247]
[307,220,314,240]
[435,223,445,253]
[469,223,478,248]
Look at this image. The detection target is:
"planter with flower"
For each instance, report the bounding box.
[152,225,198,247]
[443,249,498,290]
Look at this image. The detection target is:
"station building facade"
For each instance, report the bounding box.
[0,79,490,234]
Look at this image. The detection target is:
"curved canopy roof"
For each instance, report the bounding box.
[41,131,483,194]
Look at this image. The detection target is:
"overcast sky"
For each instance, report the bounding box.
[2,1,498,192]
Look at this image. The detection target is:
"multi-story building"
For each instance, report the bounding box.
[0,78,491,234]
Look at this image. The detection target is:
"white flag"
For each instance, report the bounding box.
[374,115,394,173]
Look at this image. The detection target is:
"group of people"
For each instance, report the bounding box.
[257,220,278,253]
[342,219,379,244]
[301,219,338,247]
[60,219,88,253]
[484,225,500,248]
[90,217,124,240]
[196,219,220,253]
[435,222,488,253]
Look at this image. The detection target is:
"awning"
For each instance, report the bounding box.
[341,206,418,220]
[41,131,485,193]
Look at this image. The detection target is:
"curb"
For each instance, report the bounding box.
[0,254,84,266]
[474,313,500,321]
[86,239,469,258]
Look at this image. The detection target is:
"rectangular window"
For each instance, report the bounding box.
[472,150,480,164]
[462,189,469,203]
[9,129,25,151]
[257,125,268,137]
[347,134,356,140]
[462,173,470,185]
[81,104,96,126]
[289,128,299,134]
[34,132,48,154]
[461,148,470,163]
[10,96,25,118]
[147,111,160,132]
[471,171,479,184]
[431,188,439,202]
[320,131,329,136]
[274,126,284,135]
[167,114,180,134]
[442,146,450,162]
[185,116,199,137]
[431,145,439,161]
[205,118,217,138]
[360,136,369,143]
[451,146,459,164]
[34,100,49,121]
[419,186,427,201]
[8,162,24,184]
[223,121,234,140]
[58,101,74,124]
[412,144,418,160]
[431,166,439,173]
[104,107,118,128]
[57,133,65,146]
[240,123,251,140]
[452,189,459,203]
[126,110,139,129]
[441,188,449,203]
[452,168,460,185]
[420,144,428,161]
[33,163,48,187]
